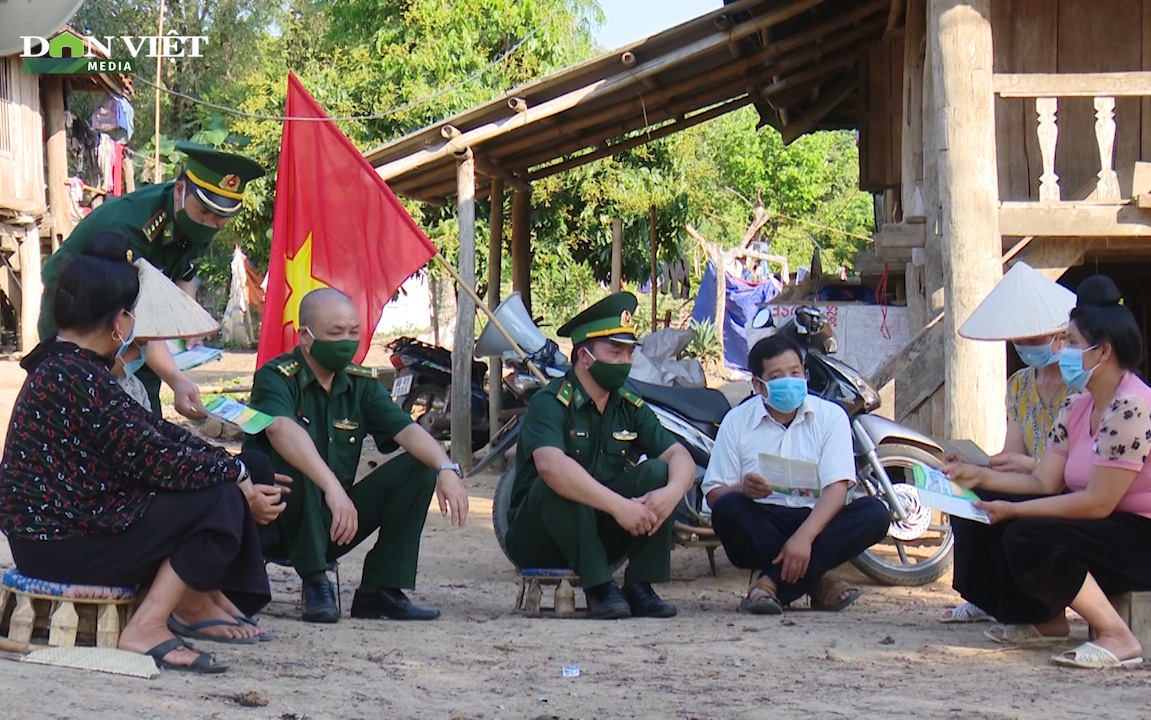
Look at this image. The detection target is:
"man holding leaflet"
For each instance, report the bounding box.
[703,335,890,614]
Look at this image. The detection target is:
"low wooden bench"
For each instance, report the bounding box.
[515,569,588,618]
[1109,592,1151,650]
[0,569,136,648]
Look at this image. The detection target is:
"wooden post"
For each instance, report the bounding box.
[153,1,165,183]
[511,188,532,316]
[452,150,476,469]
[123,156,136,193]
[901,0,926,222]
[932,0,1005,451]
[923,0,945,315]
[649,205,657,332]
[43,76,70,252]
[429,272,440,346]
[610,218,623,292]
[18,226,41,353]
[487,177,505,445]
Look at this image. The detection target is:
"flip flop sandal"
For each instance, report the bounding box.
[984,623,1069,645]
[940,601,992,624]
[1051,641,1144,669]
[144,637,228,674]
[168,614,260,644]
[811,579,863,612]
[740,578,783,615]
[235,614,275,642]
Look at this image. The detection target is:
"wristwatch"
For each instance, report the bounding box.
[437,462,463,478]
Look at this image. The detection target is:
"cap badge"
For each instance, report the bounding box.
[220,173,241,191]
[620,310,632,326]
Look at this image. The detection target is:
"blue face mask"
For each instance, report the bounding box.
[1013,341,1059,368]
[761,376,808,414]
[122,344,148,375]
[114,311,136,361]
[1058,345,1100,392]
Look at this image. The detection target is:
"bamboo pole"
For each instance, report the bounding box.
[932,0,1004,451]
[452,150,477,469]
[649,205,657,332]
[153,0,165,184]
[610,218,623,293]
[487,177,505,444]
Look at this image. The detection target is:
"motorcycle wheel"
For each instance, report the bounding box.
[492,460,624,573]
[850,442,954,587]
[402,384,448,439]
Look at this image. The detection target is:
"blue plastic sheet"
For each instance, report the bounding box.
[691,261,781,371]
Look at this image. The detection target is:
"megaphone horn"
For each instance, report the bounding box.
[475,292,548,359]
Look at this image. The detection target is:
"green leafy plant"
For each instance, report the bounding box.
[685,317,722,373]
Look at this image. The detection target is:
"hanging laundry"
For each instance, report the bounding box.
[90,93,135,142]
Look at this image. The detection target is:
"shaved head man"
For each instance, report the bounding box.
[245,289,469,623]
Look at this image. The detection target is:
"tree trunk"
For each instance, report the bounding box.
[452,151,476,469]
[511,188,532,316]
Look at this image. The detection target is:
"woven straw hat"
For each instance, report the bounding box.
[132,259,220,339]
[958,262,1076,341]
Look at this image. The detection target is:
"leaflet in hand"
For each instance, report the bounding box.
[911,463,990,524]
[758,453,821,499]
[167,339,222,372]
[203,396,274,435]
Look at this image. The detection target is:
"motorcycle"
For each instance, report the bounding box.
[488,304,952,587]
[387,335,491,451]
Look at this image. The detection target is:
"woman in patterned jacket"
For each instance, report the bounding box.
[944,275,1151,669]
[0,233,267,673]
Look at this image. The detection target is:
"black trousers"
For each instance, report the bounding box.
[9,483,271,617]
[952,490,1151,623]
[710,493,890,605]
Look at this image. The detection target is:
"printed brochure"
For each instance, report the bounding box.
[203,396,275,435]
[911,463,990,524]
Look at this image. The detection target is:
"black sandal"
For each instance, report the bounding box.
[144,637,228,674]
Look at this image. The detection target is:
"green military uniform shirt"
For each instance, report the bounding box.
[244,348,414,486]
[38,183,210,339]
[510,371,677,520]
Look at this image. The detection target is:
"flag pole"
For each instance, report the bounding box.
[432,252,549,384]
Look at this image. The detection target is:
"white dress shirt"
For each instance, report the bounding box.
[702,394,856,509]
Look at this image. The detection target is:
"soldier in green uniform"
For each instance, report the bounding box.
[38,141,265,418]
[244,288,470,624]
[504,292,695,619]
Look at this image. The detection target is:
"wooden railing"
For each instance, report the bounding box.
[993,71,1151,203]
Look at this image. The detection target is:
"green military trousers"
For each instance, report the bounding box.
[267,452,436,590]
[505,459,673,588]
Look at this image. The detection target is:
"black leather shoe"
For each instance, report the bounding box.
[622,582,677,618]
[350,588,440,621]
[302,579,339,623]
[585,582,631,620]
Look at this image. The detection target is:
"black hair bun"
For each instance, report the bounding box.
[1076,275,1122,308]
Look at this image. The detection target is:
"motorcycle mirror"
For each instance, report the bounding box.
[751,307,774,329]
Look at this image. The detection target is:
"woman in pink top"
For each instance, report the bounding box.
[944,275,1151,669]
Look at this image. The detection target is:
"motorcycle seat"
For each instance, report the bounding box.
[625,380,731,426]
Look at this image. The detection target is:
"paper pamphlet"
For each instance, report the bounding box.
[758,453,821,499]
[936,438,991,467]
[203,396,275,435]
[166,339,223,372]
[911,463,990,524]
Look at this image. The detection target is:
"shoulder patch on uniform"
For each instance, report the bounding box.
[556,379,574,407]
[142,210,168,242]
[345,364,378,379]
[273,360,301,377]
[619,388,644,408]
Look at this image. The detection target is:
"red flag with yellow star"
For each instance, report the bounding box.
[257,72,436,367]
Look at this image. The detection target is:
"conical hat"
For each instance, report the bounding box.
[132,259,220,339]
[958,262,1076,341]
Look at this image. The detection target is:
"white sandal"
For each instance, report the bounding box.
[1051,641,1143,669]
[939,601,991,624]
[984,623,1069,645]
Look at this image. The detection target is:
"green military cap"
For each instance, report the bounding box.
[558,291,641,345]
[175,140,265,217]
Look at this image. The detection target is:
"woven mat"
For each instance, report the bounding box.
[21,647,159,679]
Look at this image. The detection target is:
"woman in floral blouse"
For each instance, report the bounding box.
[944,275,1151,669]
[0,234,268,673]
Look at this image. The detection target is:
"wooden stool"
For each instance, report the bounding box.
[0,569,136,648]
[515,569,588,618]
[1090,592,1151,650]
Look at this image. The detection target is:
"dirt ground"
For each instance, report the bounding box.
[1,350,1149,719]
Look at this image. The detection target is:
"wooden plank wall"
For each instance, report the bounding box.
[993,0,1147,201]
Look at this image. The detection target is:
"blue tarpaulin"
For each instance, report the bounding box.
[691,261,781,371]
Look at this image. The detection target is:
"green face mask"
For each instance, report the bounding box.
[304,329,358,372]
[584,349,631,391]
[175,185,222,246]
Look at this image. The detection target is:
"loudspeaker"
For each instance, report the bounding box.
[475,292,547,359]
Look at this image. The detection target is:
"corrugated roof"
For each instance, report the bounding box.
[365,0,893,202]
